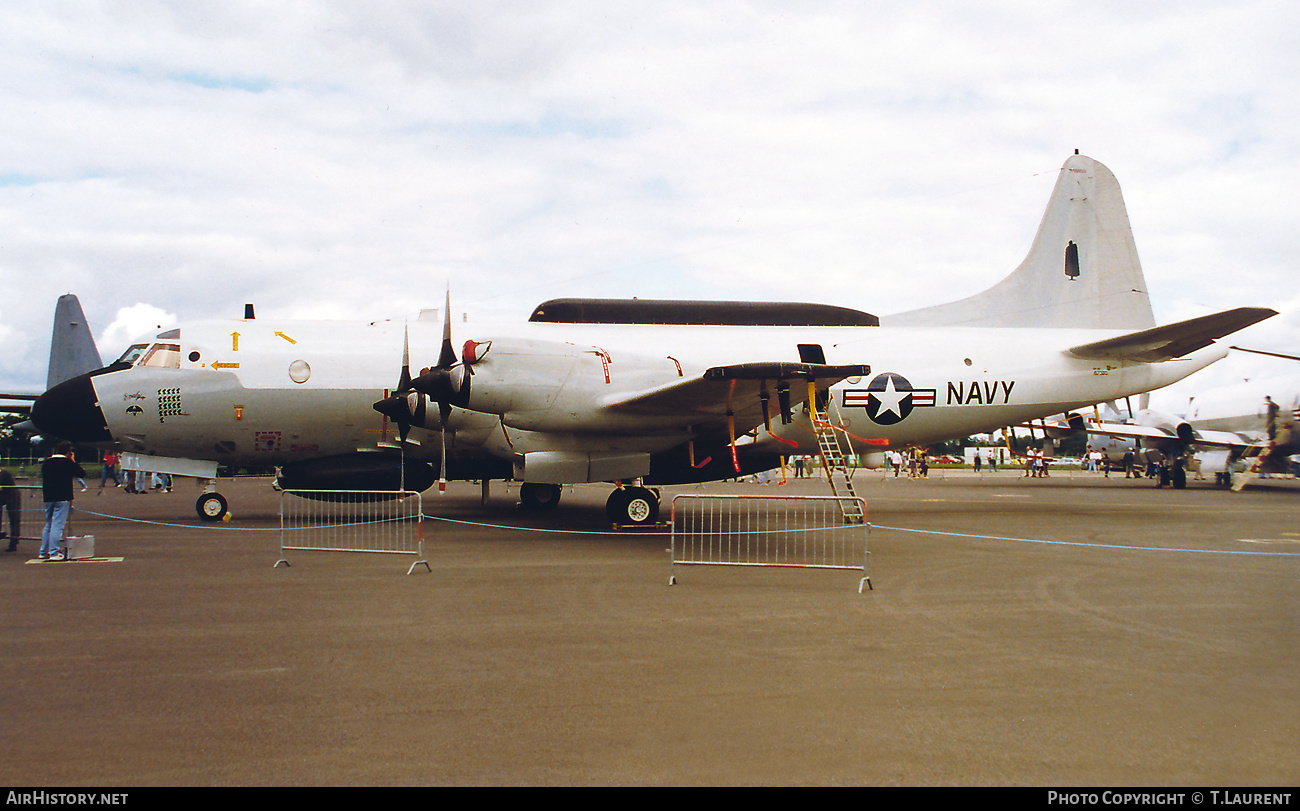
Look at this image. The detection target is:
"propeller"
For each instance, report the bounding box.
[371,324,425,445]
[373,292,480,492]
[409,291,476,492]
[411,290,471,426]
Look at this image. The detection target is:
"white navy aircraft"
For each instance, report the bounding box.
[31,154,1275,523]
[1078,383,1299,488]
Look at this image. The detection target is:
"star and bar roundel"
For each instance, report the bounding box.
[842,372,936,425]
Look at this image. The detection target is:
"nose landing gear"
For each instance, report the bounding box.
[196,491,228,521]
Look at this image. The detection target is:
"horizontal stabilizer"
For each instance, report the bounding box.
[1067,307,1277,363]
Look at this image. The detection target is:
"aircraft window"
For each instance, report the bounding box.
[140,343,182,369]
[115,344,151,366]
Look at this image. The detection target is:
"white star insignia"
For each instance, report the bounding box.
[871,376,909,418]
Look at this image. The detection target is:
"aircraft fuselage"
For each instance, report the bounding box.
[66,317,1225,478]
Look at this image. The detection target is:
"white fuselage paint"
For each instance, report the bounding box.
[89,317,1227,478]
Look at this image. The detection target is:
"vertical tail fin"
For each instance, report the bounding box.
[883,153,1156,330]
[46,294,103,389]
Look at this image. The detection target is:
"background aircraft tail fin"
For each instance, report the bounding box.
[883,153,1156,330]
[46,294,103,390]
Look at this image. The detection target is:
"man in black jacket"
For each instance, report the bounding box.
[40,442,85,561]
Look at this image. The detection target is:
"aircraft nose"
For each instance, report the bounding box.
[31,372,113,443]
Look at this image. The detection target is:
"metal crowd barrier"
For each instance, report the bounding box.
[4,483,97,555]
[670,493,871,592]
[275,489,428,574]
[5,484,43,545]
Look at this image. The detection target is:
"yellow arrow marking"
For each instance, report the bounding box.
[275,331,297,344]
[212,361,241,371]
[231,332,240,351]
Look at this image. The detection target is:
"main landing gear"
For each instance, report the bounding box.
[516,481,662,527]
[518,482,561,510]
[605,485,661,527]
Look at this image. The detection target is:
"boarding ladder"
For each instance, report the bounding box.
[808,387,865,524]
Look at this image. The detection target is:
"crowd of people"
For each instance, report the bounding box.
[98,450,173,493]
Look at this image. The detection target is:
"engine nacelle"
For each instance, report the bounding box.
[1135,409,1194,452]
[455,337,585,422]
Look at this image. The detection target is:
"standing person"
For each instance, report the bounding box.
[973,451,982,473]
[40,442,86,561]
[99,449,119,490]
[0,468,21,552]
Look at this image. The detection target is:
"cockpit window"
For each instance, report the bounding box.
[115,344,150,366]
[140,343,182,369]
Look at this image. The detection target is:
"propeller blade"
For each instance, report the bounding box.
[372,324,418,443]
[438,289,457,369]
[436,291,457,493]
[399,324,412,391]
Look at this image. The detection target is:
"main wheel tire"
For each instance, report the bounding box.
[519,482,561,510]
[196,492,228,522]
[1172,464,1187,490]
[606,487,659,526]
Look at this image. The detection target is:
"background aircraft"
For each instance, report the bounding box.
[1078,376,1299,489]
[30,154,1275,523]
[1,294,102,418]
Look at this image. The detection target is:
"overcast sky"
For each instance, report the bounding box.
[3,1,1298,412]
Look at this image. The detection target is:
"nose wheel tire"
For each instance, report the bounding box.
[606,487,660,526]
[197,492,228,522]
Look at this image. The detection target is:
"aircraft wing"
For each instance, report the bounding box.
[1084,420,1258,450]
[1067,307,1277,362]
[603,362,870,430]
[0,394,38,415]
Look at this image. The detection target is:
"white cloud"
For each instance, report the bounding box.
[98,303,178,361]
[1,0,1297,399]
